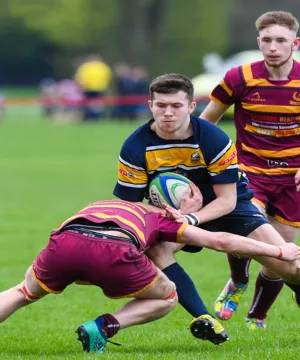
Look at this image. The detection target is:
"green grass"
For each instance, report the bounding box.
[0,109,299,359]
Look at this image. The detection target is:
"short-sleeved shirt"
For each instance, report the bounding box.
[57,199,187,251]
[113,115,253,207]
[210,60,300,183]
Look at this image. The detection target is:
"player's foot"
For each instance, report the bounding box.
[76,319,107,353]
[190,314,229,345]
[292,292,300,308]
[214,279,248,320]
[245,318,266,330]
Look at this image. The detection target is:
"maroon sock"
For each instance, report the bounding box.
[96,313,120,338]
[247,272,284,320]
[227,254,251,284]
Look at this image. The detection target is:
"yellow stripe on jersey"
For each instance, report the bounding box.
[241,102,300,113]
[245,123,300,137]
[92,213,146,243]
[79,204,146,225]
[245,79,300,88]
[239,163,298,176]
[176,223,188,243]
[242,64,254,82]
[219,80,233,96]
[208,142,237,174]
[242,143,300,158]
[118,160,148,185]
[146,147,206,172]
[274,214,300,227]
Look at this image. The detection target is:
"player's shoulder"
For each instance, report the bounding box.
[121,120,153,151]
[191,115,229,139]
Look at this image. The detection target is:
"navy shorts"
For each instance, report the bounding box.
[182,200,269,253]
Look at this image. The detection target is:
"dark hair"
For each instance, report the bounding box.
[256,11,299,33]
[149,73,194,103]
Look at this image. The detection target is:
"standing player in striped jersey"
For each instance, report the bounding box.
[113,73,300,340]
[2,200,299,353]
[200,11,300,329]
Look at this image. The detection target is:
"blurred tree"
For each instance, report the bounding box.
[6,0,235,82]
[228,0,300,54]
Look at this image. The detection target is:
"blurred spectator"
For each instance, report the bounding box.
[40,78,58,118]
[75,54,112,121]
[55,79,84,122]
[131,66,150,119]
[112,63,150,120]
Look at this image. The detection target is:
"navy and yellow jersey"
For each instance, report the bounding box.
[113,115,253,206]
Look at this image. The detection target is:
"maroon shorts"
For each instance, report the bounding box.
[32,230,158,298]
[247,173,300,227]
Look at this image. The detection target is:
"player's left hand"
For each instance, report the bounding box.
[163,203,187,223]
[179,182,203,214]
[295,169,300,192]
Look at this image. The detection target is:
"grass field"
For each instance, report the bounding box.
[0,108,299,360]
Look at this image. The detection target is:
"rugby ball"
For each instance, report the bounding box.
[149,172,191,209]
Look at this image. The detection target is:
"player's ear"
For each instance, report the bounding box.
[188,101,196,114]
[148,100,153,111]
[292,37,300,51]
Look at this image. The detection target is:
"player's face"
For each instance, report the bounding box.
[257,25,300,68]
[148,91,196,137]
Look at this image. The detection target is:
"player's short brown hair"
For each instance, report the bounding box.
[255,11,299,33]
[149,74,194,103]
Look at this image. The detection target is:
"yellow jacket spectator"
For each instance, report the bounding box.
[75,56,112,92]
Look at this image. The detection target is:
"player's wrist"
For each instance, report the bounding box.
[277,246,284,259]
[184,213,200,226]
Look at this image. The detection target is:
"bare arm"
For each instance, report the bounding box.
[181,224,300,261]
[295,168,300,192]
[200,100,230,125]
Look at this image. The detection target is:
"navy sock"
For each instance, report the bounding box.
[163,262,210,317]
[284,282,300,304]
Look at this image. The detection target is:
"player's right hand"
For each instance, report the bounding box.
[280,243,300,261]
[179,182,203,214]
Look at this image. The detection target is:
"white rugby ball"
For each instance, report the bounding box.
[149,172,191,209]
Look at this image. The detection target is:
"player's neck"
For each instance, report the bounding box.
[265,59,294,81]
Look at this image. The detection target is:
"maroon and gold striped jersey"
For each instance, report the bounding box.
[210,60,300,180]
[58,200,187,251]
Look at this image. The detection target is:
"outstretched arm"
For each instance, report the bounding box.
[163,203,300,261]
[181,225,300,261]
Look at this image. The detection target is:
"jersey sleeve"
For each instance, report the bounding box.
[201,122,239,184]
[113,137,149,201]
[210,67,242,106]
[157,215,188,243]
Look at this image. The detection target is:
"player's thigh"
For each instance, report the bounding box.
[134,268,176,300]
[248,223,286,246]
[146,242,184,269]
[24,265,49,298]
[268,216,300,243]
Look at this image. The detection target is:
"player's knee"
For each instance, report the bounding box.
[164,282,178,310]
[19,280,42,303]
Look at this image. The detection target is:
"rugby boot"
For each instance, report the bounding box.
[245,318,266,330]
[190,314,229,345]
[76,318,108,353]
[214,278,248,320]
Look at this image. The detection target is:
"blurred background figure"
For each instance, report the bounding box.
[39,78,58,118]
[55,79,84,123]
[112,63,150,121]
[75,54,112,121]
